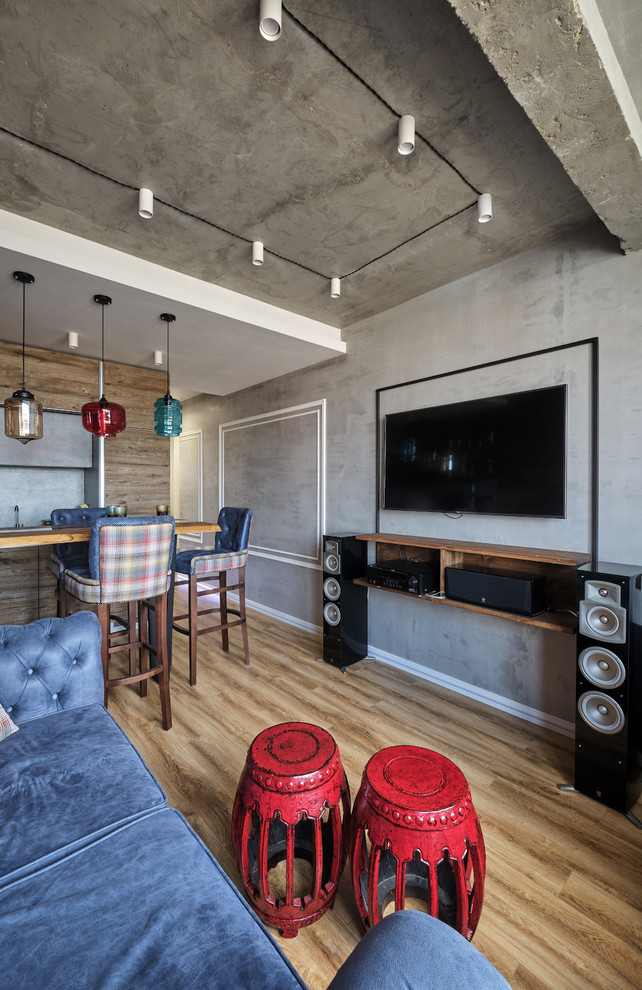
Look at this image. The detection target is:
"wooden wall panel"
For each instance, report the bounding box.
[0,343,170,625]
[103,360,171,515]
[0,342,97,410]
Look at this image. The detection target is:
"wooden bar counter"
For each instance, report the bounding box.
[0,520,220,550]
[0,521,220,625]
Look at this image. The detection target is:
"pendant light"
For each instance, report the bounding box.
[154,313,182,437]
[81,294,126,438]
[4,271,43,444]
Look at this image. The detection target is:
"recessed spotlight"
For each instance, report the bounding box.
[259,0,281,41]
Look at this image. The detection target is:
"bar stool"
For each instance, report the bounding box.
[172,506,252,685]
[49,507,110,618]
[232,721,351,937]
[349,745,485,940]
[62,515,175,730]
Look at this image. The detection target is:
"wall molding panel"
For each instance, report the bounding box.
[220,400,326,570]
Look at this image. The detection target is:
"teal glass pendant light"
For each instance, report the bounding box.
[4,271,43,444]
[154,312,182,437]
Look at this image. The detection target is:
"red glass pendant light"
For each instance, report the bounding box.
[81,294,126,438]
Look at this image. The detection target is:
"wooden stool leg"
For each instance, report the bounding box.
[139,599,149,697]
[189,573,198,686]
[127,600,138,682]
[97,602,110,707]
[220,572,229,652]
[239,567,250,666]
[59,581,75,618]
[155,592,172,730]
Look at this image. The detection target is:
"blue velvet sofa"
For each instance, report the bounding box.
[0,613,510,990]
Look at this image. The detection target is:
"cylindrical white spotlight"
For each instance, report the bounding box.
[330,277,341,299]
[397,115,415,155]
[68,331,79,349]
[252,241,264,266]
[154,350,163,366]
[477,193,493,223]
[139,187,154,219]
[259,0,281,41]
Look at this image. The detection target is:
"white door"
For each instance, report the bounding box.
[174,430,203,545]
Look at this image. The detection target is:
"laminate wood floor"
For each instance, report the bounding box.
[108,603,642,990]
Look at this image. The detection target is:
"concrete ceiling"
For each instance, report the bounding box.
[0,0,640,396]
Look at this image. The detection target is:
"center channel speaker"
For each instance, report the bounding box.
[322,534,368,670]
[575,563,642,816]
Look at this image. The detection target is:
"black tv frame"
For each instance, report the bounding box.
[382,383,567,518]
[375,338,599,566]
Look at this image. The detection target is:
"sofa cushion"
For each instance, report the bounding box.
[327,910,511,989]
[0,702,18,742]
[0,807,308,990]
[0,703,166,886]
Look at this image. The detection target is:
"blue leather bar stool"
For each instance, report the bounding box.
[50,507,110,618]
[172,507,252,685]
[62,515,175,730]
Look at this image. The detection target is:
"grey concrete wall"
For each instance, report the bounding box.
[178,222,642,728]
[0,467,86,529]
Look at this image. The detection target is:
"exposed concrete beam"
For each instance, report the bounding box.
[447,0,642,253]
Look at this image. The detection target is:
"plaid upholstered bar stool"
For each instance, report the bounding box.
[62,515,175,730]
[172,507,252,685]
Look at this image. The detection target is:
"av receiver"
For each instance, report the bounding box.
[366,559,439,596]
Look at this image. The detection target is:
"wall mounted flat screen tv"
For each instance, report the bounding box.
[383,384,567,517]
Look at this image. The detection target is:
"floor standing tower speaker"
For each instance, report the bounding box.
[322,534,368,670]
[575,562,642,818]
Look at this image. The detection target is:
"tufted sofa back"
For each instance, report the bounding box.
[215,507,253,553]
[0,613,103,724]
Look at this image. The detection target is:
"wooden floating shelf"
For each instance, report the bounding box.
[354,533,592,635]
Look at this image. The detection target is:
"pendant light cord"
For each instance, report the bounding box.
[20,278,26,390]
[99,300,105,402]
[160,313,176,397]
[93,294,112,402]
[166,317,170,395]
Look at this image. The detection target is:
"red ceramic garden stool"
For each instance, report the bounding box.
[232,721,351,937]
[349,745,485,940]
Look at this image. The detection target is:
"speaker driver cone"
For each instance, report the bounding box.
[584,605,620,637]
[578,647,626,689]
[323,602,341,626]
[324,552,340,574]
[577,691,625,734]
[323,577,341,601]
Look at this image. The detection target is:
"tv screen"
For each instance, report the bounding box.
[383,385,567,517]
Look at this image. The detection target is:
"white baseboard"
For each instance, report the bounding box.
[196,588,574,737]
[246,597,320,635]
[366,645,575,738]
[196,585,320,636]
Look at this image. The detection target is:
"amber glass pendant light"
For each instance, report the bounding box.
[81,294,126,438]
[4,271,43,444]
[153,312,182,437]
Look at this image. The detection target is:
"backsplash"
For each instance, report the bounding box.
[0,467,86,529]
